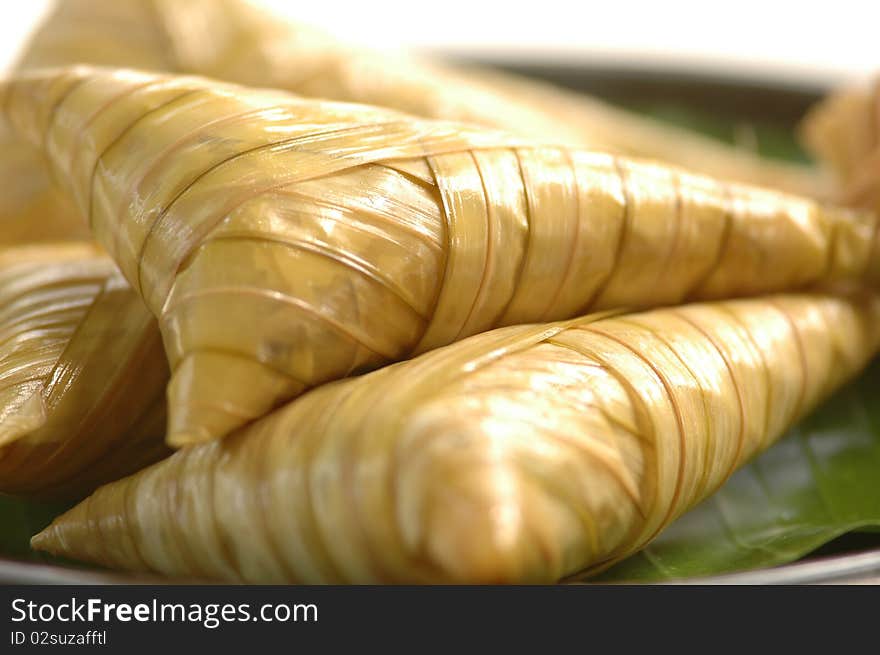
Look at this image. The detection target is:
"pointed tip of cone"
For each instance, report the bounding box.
[26,477,150,571]
[29,529,51,553]
[166,351,304,447]
[29,506,80,559]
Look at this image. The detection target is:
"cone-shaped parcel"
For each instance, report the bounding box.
[0,243,168,498]
[19,0,825,195]
[33,292,880,583]
[3,66,879,446]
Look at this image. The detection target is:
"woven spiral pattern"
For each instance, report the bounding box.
[3,66,878,445]
[33,292,880,582]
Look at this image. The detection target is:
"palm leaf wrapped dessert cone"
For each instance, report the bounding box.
[0,243,169,499]
[32,292,880,583]
[3,66,878,446]
[16,0,826,195]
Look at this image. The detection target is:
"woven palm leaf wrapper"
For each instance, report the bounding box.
[0,243,169,499]
[15,0,826,196]
[2,66,878,447]
[32,292,880,582]
[801,80,880,212]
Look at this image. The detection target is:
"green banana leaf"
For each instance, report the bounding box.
[600,358,880,581]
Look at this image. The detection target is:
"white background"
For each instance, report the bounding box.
[0,0,877,85]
